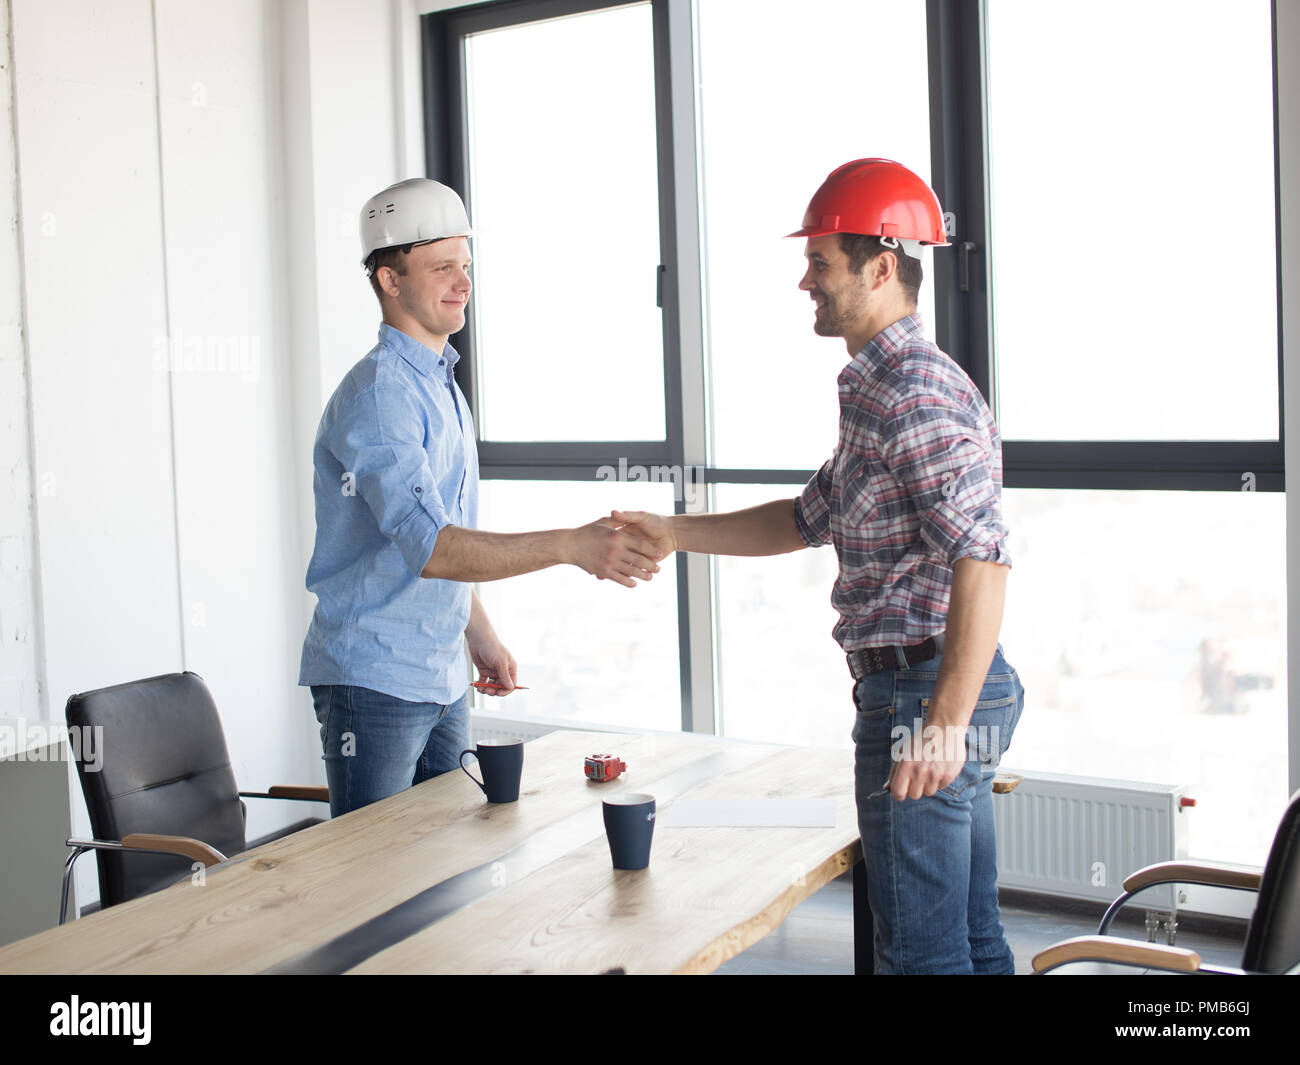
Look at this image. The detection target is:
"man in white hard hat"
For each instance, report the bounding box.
[614,160,1023,974]
[300,178,661,817]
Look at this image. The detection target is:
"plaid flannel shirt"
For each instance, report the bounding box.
[792,313,1010,651]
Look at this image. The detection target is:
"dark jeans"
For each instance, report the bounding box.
[310,684,471,818]
[851,646,1024,973]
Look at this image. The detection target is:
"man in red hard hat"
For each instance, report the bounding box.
[614,159,1023,974]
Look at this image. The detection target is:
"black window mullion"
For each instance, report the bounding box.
[423,7,477,412]
[927,0,992,404]
[477,440,674,468]
[1004,442,1284,493]
[652,0,686,475]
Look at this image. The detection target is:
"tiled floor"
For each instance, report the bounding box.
[715,875,1247,974]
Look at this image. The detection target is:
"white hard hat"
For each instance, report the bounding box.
[359,177,473,274]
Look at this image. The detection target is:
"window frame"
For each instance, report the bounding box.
[964,0,1285,492]
[423,0,684,473]
[421,0,1287,737]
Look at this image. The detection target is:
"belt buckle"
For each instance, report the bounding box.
[848,646,892,680]
[849,638,938,681]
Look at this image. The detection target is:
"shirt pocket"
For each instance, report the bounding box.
[831,455,878,535]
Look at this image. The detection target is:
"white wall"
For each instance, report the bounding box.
[1279,0,1300,799]
[11,0,183,908]
[4,0,432,912]
[0,0,41,721]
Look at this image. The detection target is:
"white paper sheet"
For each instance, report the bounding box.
[658,799,837,828]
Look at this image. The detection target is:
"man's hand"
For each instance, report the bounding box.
[567,517,662,588]
[888,723,968,801]
[612,500,805,558]
[609,510,677,561]
[888,558,1008,801]
[470,641,518,695]
[465,592,517,694]
[467,632,518,697]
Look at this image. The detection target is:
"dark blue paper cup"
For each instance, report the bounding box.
[602,793,656,870]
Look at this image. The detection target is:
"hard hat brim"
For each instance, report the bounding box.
[361,231,474,268]
[784,225,951,247]
[785,224,835,239]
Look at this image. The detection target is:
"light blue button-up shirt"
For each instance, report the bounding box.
[299,323,479,704]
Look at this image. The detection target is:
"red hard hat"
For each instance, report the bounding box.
[787,158,951,246]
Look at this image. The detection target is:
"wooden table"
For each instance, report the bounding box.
[0,729,866,975]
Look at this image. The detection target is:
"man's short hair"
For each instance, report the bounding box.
[838,233,922,306]
[367,243,416,300]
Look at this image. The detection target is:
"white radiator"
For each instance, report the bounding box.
[994,769,1191,912]
[470,715,556,744]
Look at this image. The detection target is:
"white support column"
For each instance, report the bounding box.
[1277,0,1300,797]
[664,0,715,734]
[0,0,43,722]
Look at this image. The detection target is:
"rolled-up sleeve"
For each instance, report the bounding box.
[879,397,1010,568]
[793,455,834,547]
[328,385,450,577]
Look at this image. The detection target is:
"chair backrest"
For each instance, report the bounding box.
[65,671,247,909]
[1241,788,1300,972]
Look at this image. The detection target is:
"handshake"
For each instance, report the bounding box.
[571,510,677,588]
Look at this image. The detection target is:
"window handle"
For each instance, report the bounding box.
[959,241,978,293]
[656,264,666,308]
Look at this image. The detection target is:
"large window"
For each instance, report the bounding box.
[476,479,682,731]
[982,0,1285,864]
[987,0,1279,447]
[462,4,665,443]
[423,0,1288,865]
[999,488,1286,866]
[696,0,933,472]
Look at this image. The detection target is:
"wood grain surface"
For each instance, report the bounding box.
[0,730,860,975]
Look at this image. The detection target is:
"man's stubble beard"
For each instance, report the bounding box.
[812,276,870,339]
[813,296,855,339]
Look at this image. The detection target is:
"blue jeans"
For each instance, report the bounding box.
[852,646,1024,974]
[310,684,471,818]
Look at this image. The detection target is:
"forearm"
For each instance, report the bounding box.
[926,557,1008,729]
[463,589,518,691]
[669,499,806,556]
[421,525,572,582]
[464,590,498,646]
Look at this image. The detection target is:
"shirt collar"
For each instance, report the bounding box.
[842,312,924,381]
[378,323,461,382]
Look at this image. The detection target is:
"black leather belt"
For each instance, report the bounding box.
[847,636,939,680]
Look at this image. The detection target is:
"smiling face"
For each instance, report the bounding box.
[798,232,911,355]
[376,236,472,350]
[799,233,871,343]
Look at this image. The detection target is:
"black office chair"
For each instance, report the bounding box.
[61,671,329,924]
[1033,787,1300,974]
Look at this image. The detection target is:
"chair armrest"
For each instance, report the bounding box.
[1033,935,1202,974]
[1122,860,1262,894]
[1096,859,1263,936]
[60,836,227,925]
[239,785,330,803]
[121,833,227,867]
